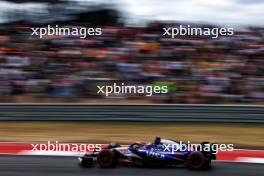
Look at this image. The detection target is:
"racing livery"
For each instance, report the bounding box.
[78,137,216,170]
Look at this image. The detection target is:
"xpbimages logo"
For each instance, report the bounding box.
[97,83,168,97]
[163,25,234,39]
[31,141,102,154]
[31,25,102,38]
[159,141,234,154]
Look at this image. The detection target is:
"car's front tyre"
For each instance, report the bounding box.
[97,149,119,168]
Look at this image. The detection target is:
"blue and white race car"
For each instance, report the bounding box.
[79,137,216,170]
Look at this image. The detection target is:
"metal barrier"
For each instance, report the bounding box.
[0,104,263,123]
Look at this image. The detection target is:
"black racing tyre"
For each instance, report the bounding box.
[187,151,206,170]
[97,149,118,168]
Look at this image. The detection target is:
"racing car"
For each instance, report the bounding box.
[79,137,216,170]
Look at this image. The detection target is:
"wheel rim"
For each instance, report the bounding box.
[188,152,205,169]
[97,150,113,166]
[191,154,202,167]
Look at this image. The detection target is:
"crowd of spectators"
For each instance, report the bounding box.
[0,21,263,104]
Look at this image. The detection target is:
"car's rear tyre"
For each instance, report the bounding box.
[187,151,205,170]
[97,149,118,168]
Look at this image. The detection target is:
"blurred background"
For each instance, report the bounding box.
[0,0,263,153]
[0,0,263,104]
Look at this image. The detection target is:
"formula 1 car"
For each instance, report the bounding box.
[79,137,216,170]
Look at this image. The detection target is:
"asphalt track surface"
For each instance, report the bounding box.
[0,156,263,176]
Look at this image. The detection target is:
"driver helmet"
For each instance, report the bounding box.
[154,136,161,145]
